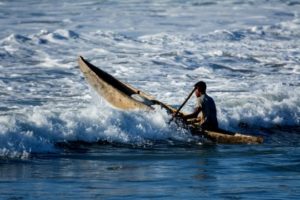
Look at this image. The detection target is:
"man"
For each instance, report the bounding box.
[179,81,218,131]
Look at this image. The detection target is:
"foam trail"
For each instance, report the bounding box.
[0,98,192,159]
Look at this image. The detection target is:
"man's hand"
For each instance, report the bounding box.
[172,112,184,118]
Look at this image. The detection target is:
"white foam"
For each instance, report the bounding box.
[34,29,79,44]
[217,83,300,130]
[0,96,194,158]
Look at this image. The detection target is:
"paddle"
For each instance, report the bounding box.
[169,87,196,123]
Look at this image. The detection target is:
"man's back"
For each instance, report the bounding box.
[197,94,218,130]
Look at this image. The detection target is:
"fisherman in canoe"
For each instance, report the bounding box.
[174,81,219,131]
[78,56,263,144]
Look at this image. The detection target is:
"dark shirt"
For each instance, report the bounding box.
[196,94,218,130]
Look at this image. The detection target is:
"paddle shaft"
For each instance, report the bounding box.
[169,87,196,123]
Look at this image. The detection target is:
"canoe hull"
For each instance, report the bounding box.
[78,56,152,110]
[200,130,263,144]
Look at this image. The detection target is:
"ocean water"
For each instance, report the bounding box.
[0,0,299,199]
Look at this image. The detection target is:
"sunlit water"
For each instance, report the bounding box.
[0,0,299,199]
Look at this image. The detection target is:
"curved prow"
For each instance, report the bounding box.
[78,56,153,110]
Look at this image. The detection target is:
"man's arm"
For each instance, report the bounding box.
[183,106,201,120]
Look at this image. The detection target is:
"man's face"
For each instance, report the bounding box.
[195,87,201,97]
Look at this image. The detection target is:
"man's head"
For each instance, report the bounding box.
[194,81,206,97]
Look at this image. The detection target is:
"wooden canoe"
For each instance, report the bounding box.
[194,129,263,144]
[78,56,263,144]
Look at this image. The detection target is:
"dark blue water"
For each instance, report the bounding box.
[1,132,300,199]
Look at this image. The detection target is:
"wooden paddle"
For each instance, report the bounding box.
[169,87,196,123]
